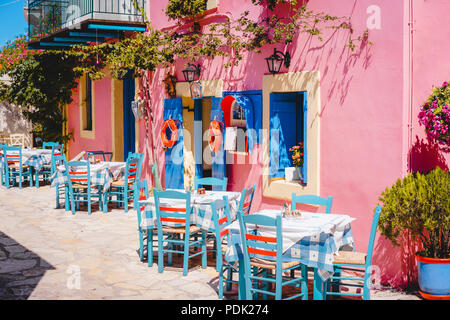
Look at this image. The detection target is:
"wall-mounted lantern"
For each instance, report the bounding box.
[182,63,201,82]
[265,48,291,74]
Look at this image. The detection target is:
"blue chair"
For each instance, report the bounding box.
[291,193,333,213]
[133,179,157,266]
[35,142,63,187]
[212,197,240,298]
[194,176,228,191]
[238,184,256,215]
[3,146,33,189]
[154,189,207,276]
[0,144,6,186]
[238,211,308,300]
[322,206,382,300]
[66,160,103,215]
[51,153,70,210]
[105,152,143,213]
[86,151,113,162]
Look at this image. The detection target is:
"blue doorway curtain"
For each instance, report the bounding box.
[163,98,184,189]
[210,97,226,190]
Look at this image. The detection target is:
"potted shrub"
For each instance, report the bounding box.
[377,167,450,299]
[285,142,304,182]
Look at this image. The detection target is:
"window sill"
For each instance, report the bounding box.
[80,129,95,140]
[263,178,314,202]
[227,151,248,156]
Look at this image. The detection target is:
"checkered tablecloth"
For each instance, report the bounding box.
[138,191,241,233]
[1,149,52,171]
[224,209,355,280]
[50,162,126,192]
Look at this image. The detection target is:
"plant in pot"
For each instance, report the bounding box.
[285,142,304,182]
[377,167,450,299]
[418,81,450,153]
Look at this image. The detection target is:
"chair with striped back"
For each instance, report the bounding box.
[291,193,333,213]
[86,151,113,162]
[133,179,157,266]
[66,160,102,215]
[238,211,309,300]
[106,152,143,213]
[213,197,240,298]
[51,153,70,210]
[0,144,6,186]
[35,142,63,187]
[9,133,25,147]
[3,146,33,189]
[238,184,256,215]
[194,176,228,191]
[154,189,207,276]
[322,206,382,300]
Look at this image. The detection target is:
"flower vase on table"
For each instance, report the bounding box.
[285,142,304,182]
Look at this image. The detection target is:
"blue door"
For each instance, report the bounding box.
[123,78,135,160]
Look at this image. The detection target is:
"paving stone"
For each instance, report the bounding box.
[0,185,421,300]
[0,259,37,274]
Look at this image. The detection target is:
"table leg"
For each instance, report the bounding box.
[313,268,326,300]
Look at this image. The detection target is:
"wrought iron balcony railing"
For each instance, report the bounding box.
[27,0,146,41]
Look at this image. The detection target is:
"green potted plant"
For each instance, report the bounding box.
[377,167,450,299]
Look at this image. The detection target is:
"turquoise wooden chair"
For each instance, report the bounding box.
[210,197,232,274]
[35,142,63,187]
[238,184,256,215]
[194,176,228,191]
[3,146,33,189]
[0,144,6,186]
[154,189,207,276]
[291,193,333,213]
[322,206,382,300]
[86,150,113,162]
[105,152,143,213]
[238,211,308,300]
[133,179,157,266]
[51,153,70,210]
[66,160,103,215]
[213,197,240,298]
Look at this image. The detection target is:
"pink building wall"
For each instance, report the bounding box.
[67,77,113,160]
[65,0,450,289]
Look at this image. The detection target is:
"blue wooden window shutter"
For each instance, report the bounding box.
[269,92,307,184]
[163,98,184,189]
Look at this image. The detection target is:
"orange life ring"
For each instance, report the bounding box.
[208,120,222,152]
[161,119,178,148]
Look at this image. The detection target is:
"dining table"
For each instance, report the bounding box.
[223,209,356,300]
[138,190,242,234]
[0,148,54,171]
[50,161,127,192]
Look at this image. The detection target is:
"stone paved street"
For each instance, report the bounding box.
[0,185,421,300]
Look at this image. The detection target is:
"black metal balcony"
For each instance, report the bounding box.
[26,0,146,48]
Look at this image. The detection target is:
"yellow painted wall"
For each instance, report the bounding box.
[111,78,124,161]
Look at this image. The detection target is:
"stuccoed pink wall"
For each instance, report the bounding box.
[64,0,450,289]
[145,0,412,288]
[67,77,113,160]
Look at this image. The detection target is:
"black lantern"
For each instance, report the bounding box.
[182,63,201,82]
[265,48,291,74]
